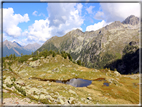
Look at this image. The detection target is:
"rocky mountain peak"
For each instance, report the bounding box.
[3,40,13,48]
[71,28,82,33]
[3,40,9,44]
[13,41,22,47]
[104,21,124,30]
[122,15,139,25]
[70,28,84,36]
[23,43,41,52]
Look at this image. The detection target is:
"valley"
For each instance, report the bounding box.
[1,15,141,105]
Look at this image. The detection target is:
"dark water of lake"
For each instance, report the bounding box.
[56,78,92,87]
[103,82,109,86]
[30,77,92,87]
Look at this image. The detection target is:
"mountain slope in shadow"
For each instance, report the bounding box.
[104,41,140,74]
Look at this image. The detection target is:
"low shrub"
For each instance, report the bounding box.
[9,66,13,72]
[52,51,56,57]
[14,84,26,96]
[6,83,13,88]
[77,60,81,65]
[18,55,31,63]
[32,57,39,61]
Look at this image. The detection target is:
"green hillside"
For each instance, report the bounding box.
[2,50,140,105]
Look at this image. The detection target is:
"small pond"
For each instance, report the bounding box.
[29,77,111,87]
[29,77,92,87]
[103,82,109,86]
[56,78,92,87]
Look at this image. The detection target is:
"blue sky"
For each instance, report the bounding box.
[2,0,140,46]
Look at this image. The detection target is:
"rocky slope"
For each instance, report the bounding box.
[2,54,140,105]
[104,41,140,74]
[122,15,139,25]
[35,15,140,74]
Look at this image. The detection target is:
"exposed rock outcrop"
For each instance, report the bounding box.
[122,15,139,25]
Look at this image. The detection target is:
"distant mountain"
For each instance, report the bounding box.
[13,41,23,47]
[1,40,41,57]
[24,43,41,52]
[35,15,140,74]
[122,15,139,25]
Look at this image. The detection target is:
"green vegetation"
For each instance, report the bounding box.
[61,51,67,59]
[3,62,6,68]
[104,44,139,74]
[6,83,13,88]
[77,60,81,65]
[21,53,23,57]
[7,61,13,66]
[11,77,16,82]
[9,66,13,72]
[52,51,56,57]
[14,83,26,96]
[32,57,39,61]
[123,44,138,55]
[18,55,31,63]
[61,51,73,61]
[3,49,140,104]
[93,53,116,69]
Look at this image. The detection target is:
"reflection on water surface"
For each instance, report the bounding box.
[56,78,92,87]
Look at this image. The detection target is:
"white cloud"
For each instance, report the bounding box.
[22,3,84,44]
[23,19,52,42]
[3,8,30,37]
[38,13,46,17]
[2,3,84,45]
[77,3,83,14]
[99,3,140,22]
[47,3,84,35]
[86,20,112,31]
[86,6,95,14]
[32,11,46,17]
[94,11,104,20]
[32,11,38,16]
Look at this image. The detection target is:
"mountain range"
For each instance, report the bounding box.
[1,15,140,74]
[35,15,140,74]
[2,15,140,105]
[1,40,41,57]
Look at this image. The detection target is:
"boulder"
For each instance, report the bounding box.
[66,65,72,67]
[29,59,41,67]
[16,80,25,86]
[81,98,86,101]
[28,57,33,61]
[46,95,54,101]
[87,97,92,100]
[68,97,75,104]
[52,68,59,72]
[69,89,76,95]
[47,70,52,73]
[114,71,121,77]
[27,87,41,95]
[40,94,47,99]
[43,59,49,63]
[57,96,64,104]
[4,76,12,84]
[108,78,123,86]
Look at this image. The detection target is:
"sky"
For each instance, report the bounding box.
[1,0,141,46]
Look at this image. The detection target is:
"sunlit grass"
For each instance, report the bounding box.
[3,55,140,104]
